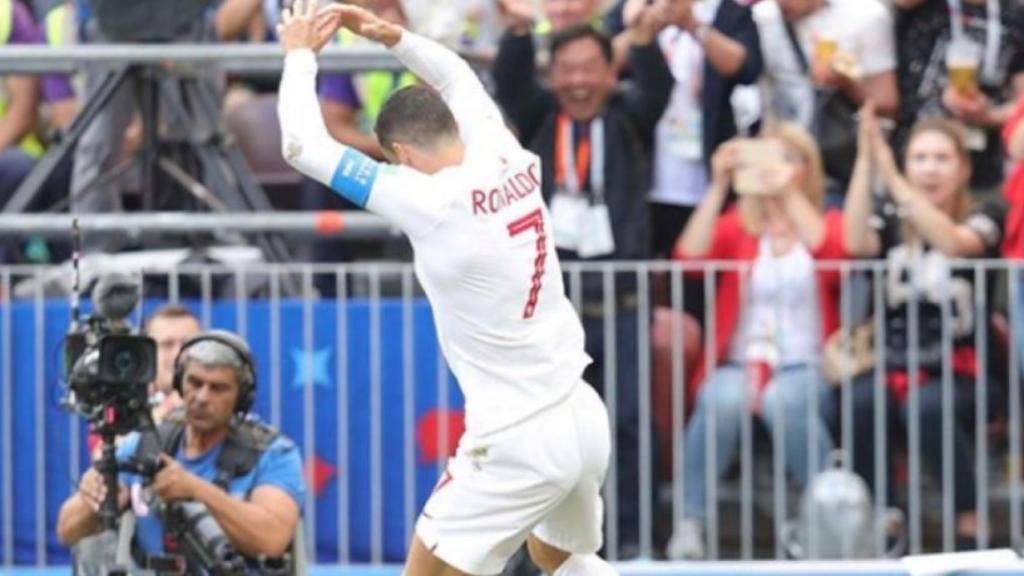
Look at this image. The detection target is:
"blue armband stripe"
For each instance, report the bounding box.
[329,148,379,208]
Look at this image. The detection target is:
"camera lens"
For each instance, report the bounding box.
[98,335,157,386]
[112,349,138,379]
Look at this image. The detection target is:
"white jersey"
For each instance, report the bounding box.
[279,33,591,435]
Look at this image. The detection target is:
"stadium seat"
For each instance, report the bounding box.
[224,93,303,208]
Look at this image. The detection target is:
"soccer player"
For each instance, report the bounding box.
[277,1,617,574]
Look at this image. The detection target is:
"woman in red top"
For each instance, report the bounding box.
[844,106,1006,549]
[666,123,845,560]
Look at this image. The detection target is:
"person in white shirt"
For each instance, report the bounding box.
[753,0,898,198]
[754,0,899,128]
[277,2,614,574]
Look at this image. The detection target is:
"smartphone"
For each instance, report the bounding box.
[733,139,785,196]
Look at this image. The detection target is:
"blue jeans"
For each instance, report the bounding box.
[682,363,833,519]
[842,372,989,514]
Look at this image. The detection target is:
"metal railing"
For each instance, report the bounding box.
[0,44,408,74]
[0,44,494,74]
[0,212,395,239]
[0,259,1020,566]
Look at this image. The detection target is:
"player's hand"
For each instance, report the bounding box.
[278,0,335,53]
[149,455,199,502]
[497,0,535,35]
[317,3,403,47]
[78,467,128,513]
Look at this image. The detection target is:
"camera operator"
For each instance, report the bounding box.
[57,330,306,569]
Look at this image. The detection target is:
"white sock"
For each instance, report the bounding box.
[551,553,617,576]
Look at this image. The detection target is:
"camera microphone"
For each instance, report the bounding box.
[92,272,140,323]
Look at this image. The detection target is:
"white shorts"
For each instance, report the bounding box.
[415,381,611,575]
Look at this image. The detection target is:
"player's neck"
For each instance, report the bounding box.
[416,143,465,174]
[437,143,465,169]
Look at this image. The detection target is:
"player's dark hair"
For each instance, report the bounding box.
[549,24,613,65]
[375,85,461,154]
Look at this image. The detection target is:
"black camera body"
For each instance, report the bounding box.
[63,272,158,437]
[66,326,157,436]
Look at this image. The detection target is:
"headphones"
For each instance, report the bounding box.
[172,330,257,415]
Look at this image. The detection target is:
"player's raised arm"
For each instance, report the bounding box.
[317,4,516,151]
[278,0,452,238]
[277,0,381,209]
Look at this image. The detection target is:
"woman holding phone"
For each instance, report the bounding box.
[842,105,1006,549]
[666,124,845,559]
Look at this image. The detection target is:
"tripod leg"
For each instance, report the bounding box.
[4,67,133,214]
[185,81,308,287]
[137,69,160,212]
[188,81,276,211]
[173,76,301,279]
[157,79,244,210]
[47,157,136,216]
[156,157,231,213]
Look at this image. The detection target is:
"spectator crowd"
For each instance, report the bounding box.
[6,0,1024,562]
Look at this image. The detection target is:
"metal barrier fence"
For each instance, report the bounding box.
[0,44,420,74]
[0,259,1021,567]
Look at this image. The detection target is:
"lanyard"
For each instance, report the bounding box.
[556,114,606,200]
[661,28,705,99]
[948,0,1002,83]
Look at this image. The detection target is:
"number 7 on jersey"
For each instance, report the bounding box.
[506,209,547,320]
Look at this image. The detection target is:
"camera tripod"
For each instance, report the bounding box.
[3,60,299,277]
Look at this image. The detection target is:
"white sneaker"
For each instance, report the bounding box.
[665,518,705,560]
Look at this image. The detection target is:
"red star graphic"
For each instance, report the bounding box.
[416,409,466,464]
[306,456,337,498]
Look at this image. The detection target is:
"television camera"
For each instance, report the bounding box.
[62,271,247,575]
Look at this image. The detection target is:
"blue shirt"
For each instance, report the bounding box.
[115,428,306,557]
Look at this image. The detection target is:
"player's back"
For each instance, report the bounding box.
[277,28,592,437]
[408,145,590,436]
